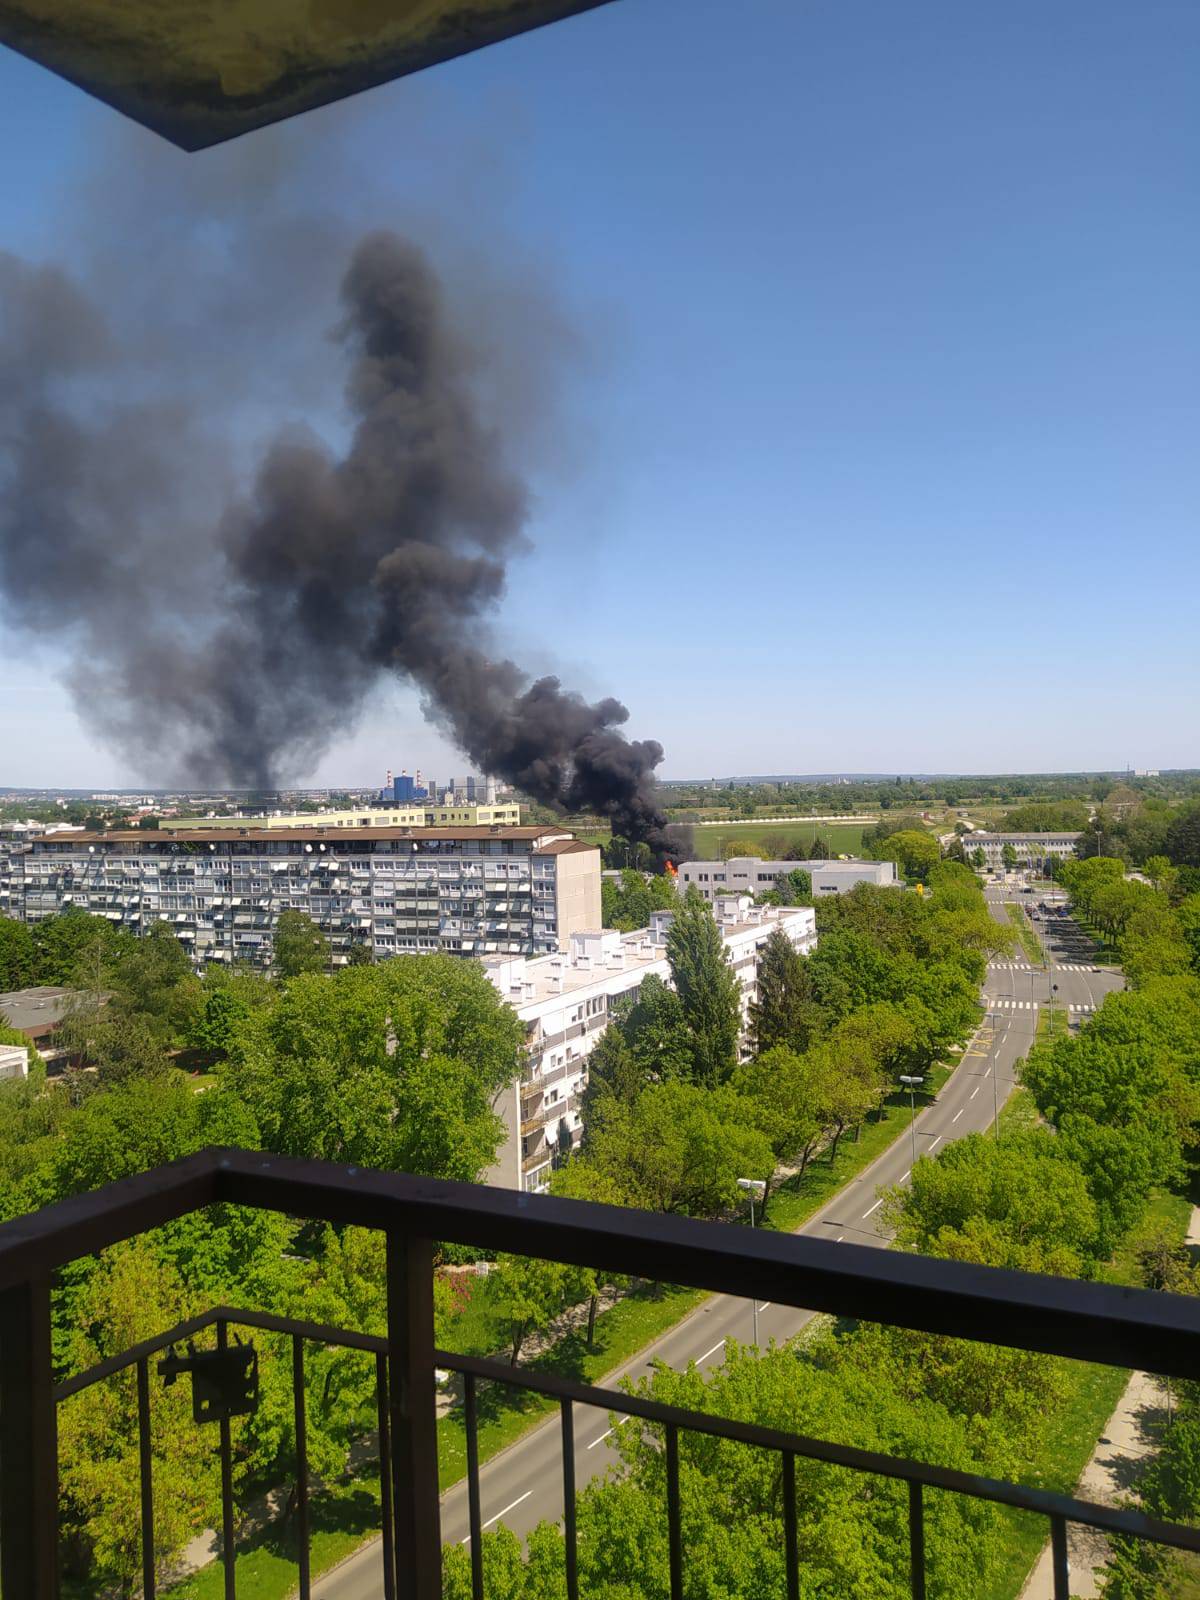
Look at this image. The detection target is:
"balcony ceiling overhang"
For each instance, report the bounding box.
[0,0,615,151]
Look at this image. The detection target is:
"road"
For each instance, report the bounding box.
[316,879,1124,1598]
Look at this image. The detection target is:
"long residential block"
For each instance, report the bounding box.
[7,826,600,967]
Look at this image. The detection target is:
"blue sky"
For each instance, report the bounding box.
[2,0,1198,786]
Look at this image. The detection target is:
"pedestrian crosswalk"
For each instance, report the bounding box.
[987,962,1098,973]
[987,999,1096,1014]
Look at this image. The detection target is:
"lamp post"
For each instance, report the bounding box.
[898,1076,924,1168]
[737,1177,767,1346]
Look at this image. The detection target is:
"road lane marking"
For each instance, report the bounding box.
[760,1303,772,1312]
[927,1136,942,1151]
[951,1109,964,1123]
[835,1234,845,1242]
[970,1085,981,1100]
[862,1198,884,1218]
[697,1339,726,1364]
[462,1490,533,1540]
[587,1419,631,1450]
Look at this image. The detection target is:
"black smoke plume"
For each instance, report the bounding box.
[0,227,677,857]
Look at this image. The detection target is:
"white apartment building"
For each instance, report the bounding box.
[676,856,898,902]
[967,833,1081,870]
[484,896,818,1192]
[12,826,599,967]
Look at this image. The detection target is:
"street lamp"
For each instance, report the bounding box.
[737,1177,767,1347]
[898,1076,924,1168]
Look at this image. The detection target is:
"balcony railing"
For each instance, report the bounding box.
[4,1146,1200,1599]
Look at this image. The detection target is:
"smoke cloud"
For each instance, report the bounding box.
[0,145,676,854]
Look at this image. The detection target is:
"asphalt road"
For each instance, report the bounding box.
[315,878,1124,1598]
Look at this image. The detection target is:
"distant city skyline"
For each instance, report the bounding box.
[2,1,1197,786]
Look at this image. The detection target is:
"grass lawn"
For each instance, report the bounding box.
[686,820,866,860]
[1005,901,1044,965]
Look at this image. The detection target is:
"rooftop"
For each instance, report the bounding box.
[0,986,71,1039]
[33,825,574,848]
[485,901,814,1010]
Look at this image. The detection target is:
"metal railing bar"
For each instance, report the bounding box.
[782,1451,799,1600]
[441,1348,1200,1554]
[375,1354,397,1600]
[293,1335,311,1600]
[561,1398,578,1600]
[9,1148,1200,1379]
[666,1422,683,1600]
[56,1303,386,1399]
[464,1373,484,1600]
[909,1480,926,1600]
[216,1319,236,1600]
[209,1149,1200,1379]
[56,1308,224,1399]
[137,1356,155,1600]
[54,1302,1200,1562]
[1051,1514,1070,1600]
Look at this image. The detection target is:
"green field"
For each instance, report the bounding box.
[685,820,866,860]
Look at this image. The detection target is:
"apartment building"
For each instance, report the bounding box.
[12,826,599,967]
[967,833,1081,870]
[676,856,898,901]
[484,896,818,1192]
[163,801,521,832]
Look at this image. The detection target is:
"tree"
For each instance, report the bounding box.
[487,1254,570,1365]
[665,888,743,1087]
[971,847,986,869]
[601,868,678,933]
[747,927,816,1054]
[584,1081,772,1218]
[579,1026,644,1126]
[1166,803,1200,868]
[548,1161,629,1344]
[876,829,941,881]
[731,1046,834,1207]
[1001,843,1018,871]
[808,834,831,860]
[0,914,35,989]
[222,957,524,1182]
[273,909,329,977]
[772,867,812,905]
[621,974,694,1081]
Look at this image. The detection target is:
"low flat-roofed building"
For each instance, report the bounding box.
[484,896,818,1192]
[967,833,1081,870]
[676,856,898,902]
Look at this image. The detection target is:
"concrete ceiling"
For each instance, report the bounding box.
[0,0,615,150]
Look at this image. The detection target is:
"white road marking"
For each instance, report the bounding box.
[587,1418,630,1450]
[835,1233,845,1242]
[697,1339,726,1364]
[900,1169,910,1183]
[951,1109,964,1123]
[927,1136,942,1151]
[970,1085,981,1100]
[759,1303,772,1312]
[463,1490,533,1540]
[862,1198,884,1219]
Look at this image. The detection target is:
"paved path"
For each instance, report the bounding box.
[315,882,1124,1599]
